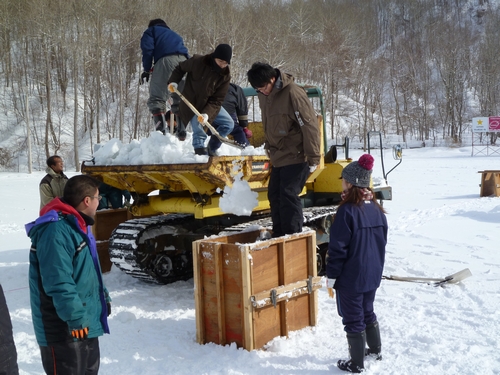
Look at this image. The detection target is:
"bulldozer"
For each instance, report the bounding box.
[81,86,401,284]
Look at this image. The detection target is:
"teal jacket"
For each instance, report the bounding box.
[26,198,110,346]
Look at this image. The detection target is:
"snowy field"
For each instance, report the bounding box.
[1,146,500,374]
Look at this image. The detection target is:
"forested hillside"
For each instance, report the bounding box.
[0,0,498,171]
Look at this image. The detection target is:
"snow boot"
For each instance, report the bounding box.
[337,331,365,373]
[207,135,221,156]
[194,147,208,156]
[365,321,382,361]
[176,119,186,141]
[153,113,166,135]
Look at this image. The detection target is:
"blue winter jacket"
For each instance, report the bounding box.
[25,198,110,346]
[326,201,388,293]
[140,24,189,72]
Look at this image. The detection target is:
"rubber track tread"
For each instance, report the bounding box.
[109,214,193,283]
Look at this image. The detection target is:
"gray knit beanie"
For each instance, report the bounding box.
[341,154,374,188]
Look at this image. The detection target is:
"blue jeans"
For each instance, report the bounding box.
[190,107,234,150]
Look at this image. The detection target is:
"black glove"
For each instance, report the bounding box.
[239,119,248,128]
[140,71,150,85]
[71,327,89,341]
[107,302,111,317]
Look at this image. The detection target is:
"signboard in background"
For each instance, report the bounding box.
[472,117,500,132]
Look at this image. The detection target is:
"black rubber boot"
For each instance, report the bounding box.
[207,135,221,156]
[365,321,382,361]
[176,118,186,141]
[337,331,365,373]
[194,147,208,155]
[153,113,166,135]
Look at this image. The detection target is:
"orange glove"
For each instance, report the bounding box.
[71,327,89,341]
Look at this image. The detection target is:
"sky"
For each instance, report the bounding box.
[1,144,500,375]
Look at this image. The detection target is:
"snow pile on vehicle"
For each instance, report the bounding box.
[92,131,264,165]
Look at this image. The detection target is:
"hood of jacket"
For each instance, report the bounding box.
[26,197,87,238]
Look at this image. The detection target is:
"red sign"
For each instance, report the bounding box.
[489,117,500,131]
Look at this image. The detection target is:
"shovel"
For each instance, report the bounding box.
[382,268,472,287]
[168,84,245,150]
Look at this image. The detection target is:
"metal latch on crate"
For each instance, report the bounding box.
[250,276,323,309]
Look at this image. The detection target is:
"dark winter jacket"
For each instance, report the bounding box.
[257,70,321,168]
[0,284,19,375]
[223,83,249,127]
[97,183,131,210]
[25,198,110,346]
[326,201,387,293]
[39,167,68,210]
[140,24,189,72]
[168,54,231,126]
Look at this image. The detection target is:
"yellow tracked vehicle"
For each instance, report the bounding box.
[82,86,400,284]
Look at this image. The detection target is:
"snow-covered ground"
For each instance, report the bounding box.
[1,146,500,374]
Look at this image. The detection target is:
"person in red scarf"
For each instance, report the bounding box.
[26,175,111,375]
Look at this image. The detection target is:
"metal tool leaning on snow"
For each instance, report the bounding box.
[382,268,472,286]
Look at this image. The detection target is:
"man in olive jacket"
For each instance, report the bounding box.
[247,62,321,237]
[26,175,111,375]
[168,44,234,156]
[39,155,68,210]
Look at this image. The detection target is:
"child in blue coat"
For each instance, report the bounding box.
[326,154,388,373]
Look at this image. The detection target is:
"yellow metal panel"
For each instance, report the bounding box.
[130,190,271,219]
[309,161,347,193]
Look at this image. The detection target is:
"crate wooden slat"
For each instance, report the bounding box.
[92,208,131,273]
[193,229,319,351]
[478,170,500,197]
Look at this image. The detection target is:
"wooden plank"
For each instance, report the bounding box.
[277,241,287,337]
[307,234,318,327]
[214,243,226,345]
[222,244,244,346]
[284,238,308,284]
[240,244,254,351]
[286,295,311,332]
[253,304,281,349]
[193,240,205,345]
[251,244,279,293]
[199,242,220,344]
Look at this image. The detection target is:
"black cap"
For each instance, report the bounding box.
[212,44,232,64]
[148,19,167,28]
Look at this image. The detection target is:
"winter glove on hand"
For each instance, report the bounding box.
[324,278,336,298]
[198,113,209,124]
[239,119,249,128]
[309,165,318,173]
[243,127,253,139]
[71,327,89,341]
[168,82,178,93]
[140,71,150,85]
[107,302,112,317]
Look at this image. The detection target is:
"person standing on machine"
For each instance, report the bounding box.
[140,18,189,134]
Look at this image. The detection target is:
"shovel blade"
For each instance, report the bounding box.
[439,268,472,285]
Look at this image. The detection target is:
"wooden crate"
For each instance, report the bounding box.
[92,208,131,273]
[479,170,500,197]
[193,229,320,351]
